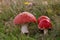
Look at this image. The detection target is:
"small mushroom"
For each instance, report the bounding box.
[38,16,52,35]
[13,12,36,35]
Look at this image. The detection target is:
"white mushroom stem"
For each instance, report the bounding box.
[44,29,48,35]
[21,24,29,34]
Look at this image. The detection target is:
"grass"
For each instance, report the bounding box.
[0,0,60,40]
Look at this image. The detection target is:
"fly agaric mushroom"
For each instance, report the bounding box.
[13,12,36,34]
[38,16,52,35]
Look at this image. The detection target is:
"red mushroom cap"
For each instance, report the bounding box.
[13,12,36,24]
[38,16,52,30]
[38,19,52,29]
[38,16,50,24]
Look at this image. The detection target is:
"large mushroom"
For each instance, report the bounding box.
[13,12,36,34]
[38,16,52,35]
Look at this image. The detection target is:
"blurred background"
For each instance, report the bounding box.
[0,0,60,40]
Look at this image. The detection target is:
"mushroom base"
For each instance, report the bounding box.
[21,24,29,34]
[44,29,48,35]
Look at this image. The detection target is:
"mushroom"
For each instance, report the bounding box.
[13,12,36,35]
[38,16,52,35]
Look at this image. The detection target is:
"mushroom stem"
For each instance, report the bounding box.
[44,29,48,35]
[21,24,29,34]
